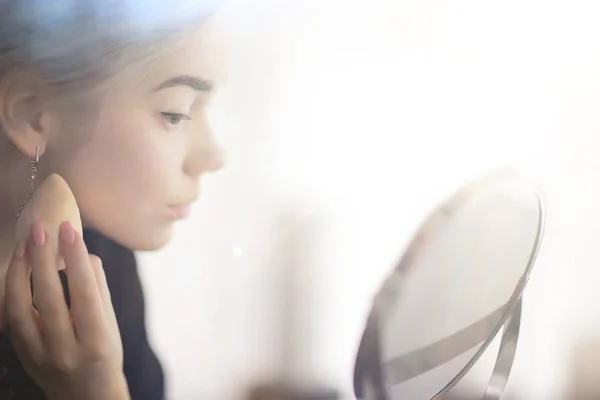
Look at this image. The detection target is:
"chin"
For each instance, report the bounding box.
[135,230,174,251]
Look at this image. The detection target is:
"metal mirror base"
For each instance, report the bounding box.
[355,298,523,400]
[482,297,522,400]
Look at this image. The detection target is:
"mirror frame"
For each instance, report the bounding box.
[353,169,545,400]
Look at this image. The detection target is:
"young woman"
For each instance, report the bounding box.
[0,1,226,399]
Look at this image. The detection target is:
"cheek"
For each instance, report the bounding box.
[47,92,189,250]
[58,113,178,222]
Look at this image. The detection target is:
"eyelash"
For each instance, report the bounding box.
[161,112,191,126]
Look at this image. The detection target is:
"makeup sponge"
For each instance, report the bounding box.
[14,174,84,270]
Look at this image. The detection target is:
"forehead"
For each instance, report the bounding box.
[146,18,230,88]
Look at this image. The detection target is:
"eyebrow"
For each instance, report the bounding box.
[154,75,213,92]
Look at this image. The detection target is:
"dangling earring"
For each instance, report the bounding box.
[15,145,40,220]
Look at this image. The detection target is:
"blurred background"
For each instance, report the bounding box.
[135,0,600,398]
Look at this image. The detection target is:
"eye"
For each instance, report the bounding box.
[161,112,191,126]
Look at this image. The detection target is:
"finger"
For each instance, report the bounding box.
[28,222,75,357]
[59,222,108,345]
[5,239,45,360]
[88,255,111,306]
[89,255,119,331]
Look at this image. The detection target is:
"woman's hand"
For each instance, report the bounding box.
[5,221,129,400]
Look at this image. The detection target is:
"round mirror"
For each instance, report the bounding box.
[353,169,545,400]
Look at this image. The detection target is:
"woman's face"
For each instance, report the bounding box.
[49,24,227,251]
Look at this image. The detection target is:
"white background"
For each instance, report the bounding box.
[137,0,600,399]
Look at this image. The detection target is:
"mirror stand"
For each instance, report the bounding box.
[355,297,525,400]
[439,297,523,400]
[481,298,522,400]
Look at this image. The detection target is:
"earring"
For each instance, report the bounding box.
[15,145,40,220]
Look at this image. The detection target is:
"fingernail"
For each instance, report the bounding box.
[14,240,27,258]
[30,222,46,247]
[59,221,75,245]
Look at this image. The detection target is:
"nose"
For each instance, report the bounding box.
[183,130,226,179]
[206,144,226,172]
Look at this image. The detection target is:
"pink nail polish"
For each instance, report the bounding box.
[59,221,75,245]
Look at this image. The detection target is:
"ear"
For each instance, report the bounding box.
[0,70,58,159]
